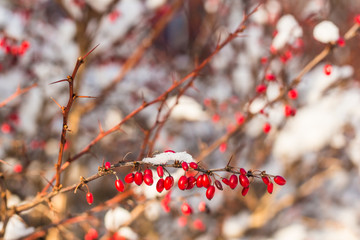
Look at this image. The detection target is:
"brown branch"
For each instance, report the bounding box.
[0,84,37,108]
[39,3,261,195]
[54,46,98,190]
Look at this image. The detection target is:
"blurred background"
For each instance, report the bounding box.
[1,0,360,239]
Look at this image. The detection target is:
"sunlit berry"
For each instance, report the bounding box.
[324,64,332,75]
[239,174,250,188]
[222,178,230,185]
[164,176,174,190]
[262,176,270,185]
[256,84,267,94]
[196,175,203,188]
[182,162,189,171]
[189,162,198,169]
[265,73,276,81]
[13,164,23,173]
[263,122,271,134]
[337,37,345,47]
[157,166,164,178]
[86,192,93,205]
[202,175,211,188]
[288,89,298,99]
[186,176,196,190]
[115,179,124,192]
[164,149,175,153]
[274,175,286,185]
[143,174,154,186]
[355,15,360,24]
[242,187,249,196]
[219,143,227,153]
[235,112,245,125]
[267,182,274,194]
[134,172,143,185]
[178,176,188,190]
[239,168,247,175]
[206,185,215,200]
[156,178,165,193]
[181,202,192,215]
[84,228,98,240]
[104,161,111,170]
[124,173,134,183]
[229,175,238,189]
[144,168,153,177]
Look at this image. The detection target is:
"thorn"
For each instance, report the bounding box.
[76,96,97,99]
[49,79,68,85]
[50,97,63,111]
[98,120,104,133]
[226,155,234,167]
[82,44,100,59]
[121,152,133,162]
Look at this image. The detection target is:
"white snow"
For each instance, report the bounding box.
[142,151,195,165]
[104,207,131,232]
[166,95,208,121]
[146,0,166,9]
[272,14,303,50]
[313,20,339,43]
[3,215,35,240]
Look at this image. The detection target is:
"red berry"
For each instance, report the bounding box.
[134,172,143,185]
[157,166,164,178]
[324,64,332,75]
[284,105,294,117]
[104,161,111,170]
[156,178,165,193]
[274,175,286,185]
[181,162,189,171]
[229,175,238,189]
[193,218,206,231]
[202,175,211,188]
[196,175,204,188]
[265,73,276,81]
[288,89,298,100]
[198,201,207,212]
[164,176,174,190]
[144,168,153,177]
[337,37,345,47]
[242,187,249,196]
[222,178,230,185]
[206,185,215,200]
[124,173,134,183]
[13,164,23,173]
[239,168,247,175]
[260,56,268,64]
[212,114,220,123]
[181,202,192,215]
[189,162,198,169]
[178,176,188,190]
[355,15,360,24]
[144,174,154,186]
[214,180,223,190]
[267,182,274,194]
[86,192,93,205]
[235,112,245,125]
[219,143,227,153]
[85,228,98,240]
[186,176,196,190]
[263,122,271,134]
[115,179,124,192]
[262,176,270,185]
[239,174,250,188]
[164,149,175,153]
[256,84,267,94]
[177,216,187,227]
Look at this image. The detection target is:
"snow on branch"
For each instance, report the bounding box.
[142,151,195,165]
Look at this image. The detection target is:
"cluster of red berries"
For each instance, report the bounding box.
[84,158,287,207]
[0,37,30,56]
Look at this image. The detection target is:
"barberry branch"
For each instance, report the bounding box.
[0,83,37,108]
